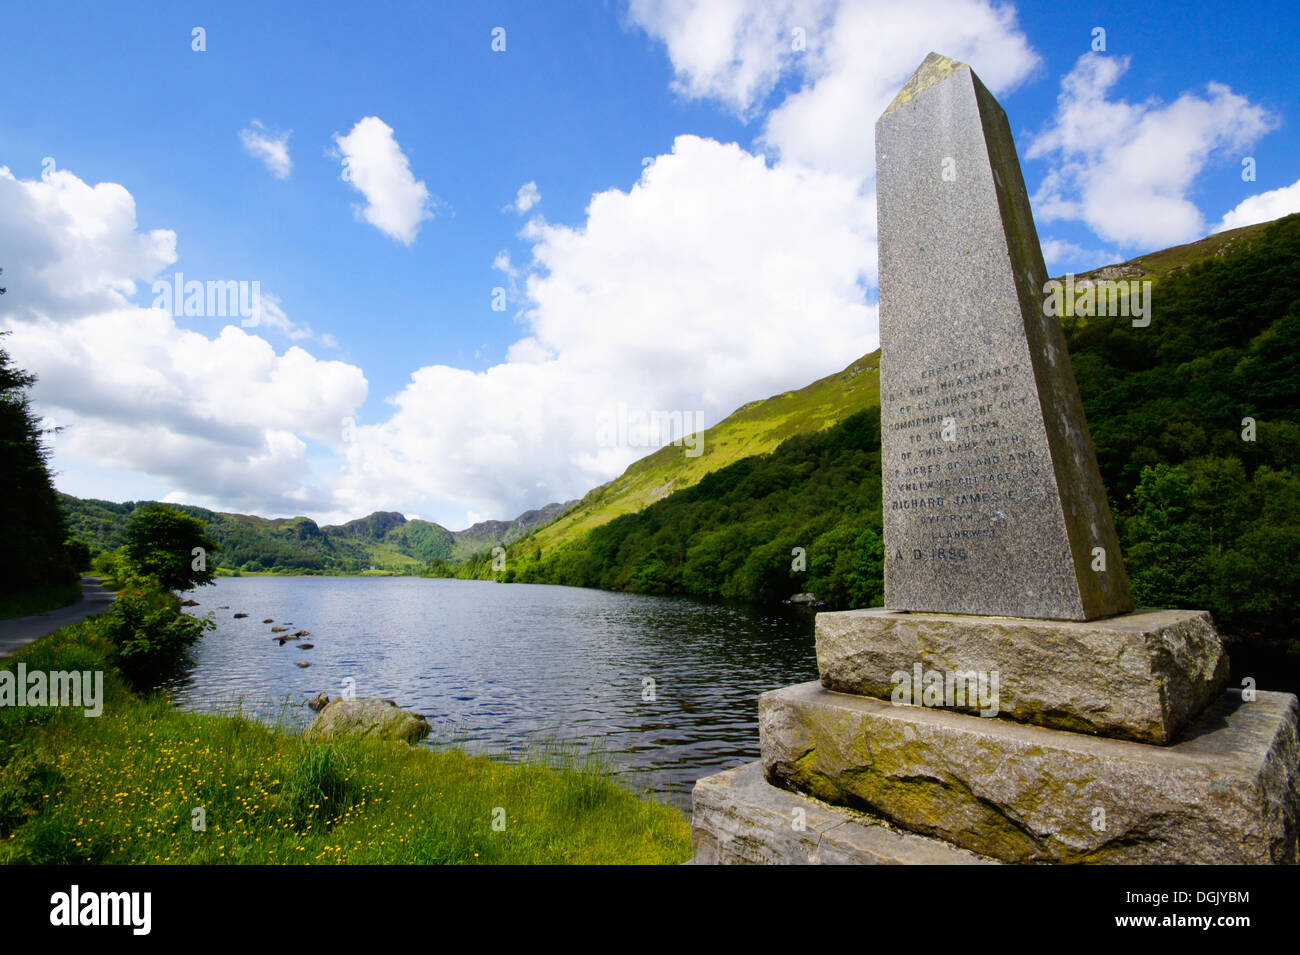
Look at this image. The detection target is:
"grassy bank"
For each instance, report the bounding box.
[0,581,82,620]
[0,618,691,865]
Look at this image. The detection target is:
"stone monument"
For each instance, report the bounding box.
[689,53,1300,864]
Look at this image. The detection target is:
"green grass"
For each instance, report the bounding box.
[0,620,691,865]
[0,582,82,620]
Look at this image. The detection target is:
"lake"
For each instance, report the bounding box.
[170,576,818,811]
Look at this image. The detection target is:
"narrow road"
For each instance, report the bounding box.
[0,577,116,659]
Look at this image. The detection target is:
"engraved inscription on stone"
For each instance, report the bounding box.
[875,53,1133,621]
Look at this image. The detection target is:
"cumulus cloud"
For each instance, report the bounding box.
[333,117,432,244]
[238,120,292,179]
[0,165,176,323]
[1215,178,1300,233]
[1040,237,1122,274]
[1028,53,1278,250]
[332,135,877,524]
[0,164,366,516]
[332,1,1045,523]
[630,0,1039,177]
[510,181,541,213]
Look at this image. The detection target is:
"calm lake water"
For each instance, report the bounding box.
[170,577,818,810]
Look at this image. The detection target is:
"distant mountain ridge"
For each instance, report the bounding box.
[59,494,578,574]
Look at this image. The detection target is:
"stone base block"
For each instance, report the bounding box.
[816,607,1229,743]
[690,761,995,865]
[761,681,1300,864]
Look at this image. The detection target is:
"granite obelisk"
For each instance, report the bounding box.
[687,53,1296,867]
[876,53,1132,621]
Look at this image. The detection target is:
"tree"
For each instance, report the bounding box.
[123,505,219,591]
[0,331,77,594]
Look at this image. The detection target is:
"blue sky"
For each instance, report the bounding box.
[2,1,1297,528]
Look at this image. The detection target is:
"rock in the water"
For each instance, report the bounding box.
[783,593,825,607]
[180,599,199,606]
[296,661,310,668]
[271,626,289,632]
[307,692,330,712]
[297,643,314,650]
[217,605,229,609]
[262,618,274,623]
[233,612,248,618]
[303,698,431,744]
[292,630,311,637]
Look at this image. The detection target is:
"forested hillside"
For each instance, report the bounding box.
[467,214,1300,686]
[60,494,577,575]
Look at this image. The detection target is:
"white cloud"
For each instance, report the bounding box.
[238,120,292,179]
[510,181,541,213]
[333,117,432,244]
[333,1,1045,524]
[1040,237,1121,273]
[332,135,877,525]
[1215,178,1300,233]
[0,165,367,517]
[630,0,1040,178]
[0,165,176,323]
[1028,53,1278,250]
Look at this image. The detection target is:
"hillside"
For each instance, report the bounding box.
[60,495,575,575]
[523,354,881,556]
[484,213,1300,688]
[512,214,1290,564]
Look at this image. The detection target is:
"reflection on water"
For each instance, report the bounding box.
[170,577,817,810]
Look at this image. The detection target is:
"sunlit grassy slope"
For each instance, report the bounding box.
[1070,218,1274,282]
[524,353,881,555]
[523,216,1285,559]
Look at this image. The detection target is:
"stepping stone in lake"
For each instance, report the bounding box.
[233,613,248,618]
[271,626,289,632]
[296,661,310,668]
[262,618,274,623]
[297,643,314,650]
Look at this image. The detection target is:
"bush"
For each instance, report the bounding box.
[0,753,62,838]
[97,585,214,688]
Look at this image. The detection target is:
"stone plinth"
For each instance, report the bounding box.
[759,682,1300,864]
[816,607,1229,743]
[690,761,995,865]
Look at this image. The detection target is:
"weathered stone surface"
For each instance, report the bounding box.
[761,681,1300,864]
[303,698,431,744]
[690,761,995,865]
[816,607,1229,743]
[876,53,1132,620]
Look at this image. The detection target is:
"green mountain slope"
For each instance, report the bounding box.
[485,213,1300,688]
[526,355,881,556]
[59,496,569,574]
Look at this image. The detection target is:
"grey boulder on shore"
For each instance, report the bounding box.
[303,698,431,744]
